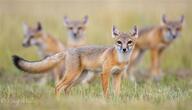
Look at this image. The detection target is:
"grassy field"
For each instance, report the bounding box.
[0,0,192,109]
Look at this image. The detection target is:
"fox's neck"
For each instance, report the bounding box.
[114,48,130,63]
[37,33,64,56]
[155,26,172,45]
[67,35,86,47]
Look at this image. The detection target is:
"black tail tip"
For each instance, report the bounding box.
[12,55,23,69]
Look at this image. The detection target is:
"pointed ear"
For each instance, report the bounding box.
[179,15,184,24]
[37,22,42,31]
[82,15,88,25]
[22,22,29,34]
[64,16,70,26]
[112,25,120,38]
[161,14,167,25]
[130,25,138,39]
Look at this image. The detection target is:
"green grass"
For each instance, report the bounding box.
[0,0,192,109]
[0,73,192,110]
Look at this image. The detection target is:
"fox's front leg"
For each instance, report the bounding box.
[112,71,122,96]
[101,69,110,97]
[150,48,162,81]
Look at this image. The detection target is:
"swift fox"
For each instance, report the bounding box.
[64,15,97,85]
[64,15,88,47]
[12,25,138,97]
[22,22,65,84]
[127,15,184,81]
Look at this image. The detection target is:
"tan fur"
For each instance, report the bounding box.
[22,22,65,84]
[13,26,138,97]
[22,16,89,85]
[64,16,99,85]
[64,16,88,48]
[127,15,184,81]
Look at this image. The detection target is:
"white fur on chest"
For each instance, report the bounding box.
[117,52,130,63]
[163,31,173,42]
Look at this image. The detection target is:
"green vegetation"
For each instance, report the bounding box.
[0,0,192,110]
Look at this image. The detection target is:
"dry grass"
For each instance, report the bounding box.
[0,0,192,109]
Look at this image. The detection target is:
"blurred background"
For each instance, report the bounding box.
[0,0,191,75]
[0,0,192,109]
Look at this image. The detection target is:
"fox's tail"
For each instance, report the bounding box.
[12,52,65,73]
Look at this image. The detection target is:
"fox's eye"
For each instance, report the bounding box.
[127,40,133,45]
[68,27,73,30]
[30,35,34,38]
[176,27,181,31]
[167,27,171,31]
[117,41,122,45]
[78,27,82,30]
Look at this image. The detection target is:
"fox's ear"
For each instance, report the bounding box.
[64,16,70,26]
[22,22,29,34]
[179,15,184,24]
[161,14,167,25]
[82,15,88,25]
[130,25,138,39]
[37,22,42,31]
[112,25,120,38]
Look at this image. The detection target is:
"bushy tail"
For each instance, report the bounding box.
[12,52,65,73]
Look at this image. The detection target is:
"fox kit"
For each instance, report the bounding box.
[12,25,138,97]
[127,15,184,81]
[64,16,88,47]
[22,22,65,84]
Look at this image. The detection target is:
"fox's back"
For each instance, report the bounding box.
[66,45,109,69]
[136,26,165,49]
[40,34,65,56]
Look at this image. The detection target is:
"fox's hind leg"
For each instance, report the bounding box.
[55,68,83,96]
[150,48,164,82]
[55,55,83,96]
[53,68,60,85]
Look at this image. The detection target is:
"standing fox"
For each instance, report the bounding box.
[12,25,138,97]
[127,15,184,81]
[22,22,65,84]
[63,15,96,84]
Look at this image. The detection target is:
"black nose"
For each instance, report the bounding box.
[73,33,77,37]
[173,35,176,39]
[122,48,126,52]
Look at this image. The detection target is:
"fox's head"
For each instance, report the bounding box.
[64,16,88,40]
[112,25,138,62]
[22,22,44,47]
[161,14,184,42]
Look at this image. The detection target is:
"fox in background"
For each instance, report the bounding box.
[64,15,88,47]
[22,22,65,85]
[63,16,97,85]
[127,14,184,82]
[12,25,138,97]
[22,16,96,85]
